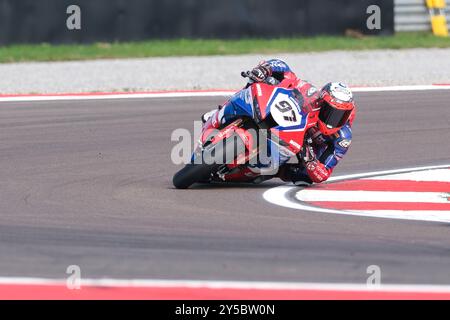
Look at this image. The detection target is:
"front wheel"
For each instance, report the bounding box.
[172,164,217,189]
[172,133,246,189]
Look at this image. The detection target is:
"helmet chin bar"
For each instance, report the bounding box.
[318,120,340,136]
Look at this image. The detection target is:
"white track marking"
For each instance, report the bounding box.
[351,85,450,92]
[1,276,450,293]
[263,165,450,224]
[0,91,235,102]
[296,190,449,203]
[364,169,450,182]
[350,210,448,219]
[265,188,450,223]
[0,85,449,102]
[325,164,450,182]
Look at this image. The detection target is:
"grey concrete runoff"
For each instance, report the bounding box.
[0,48,449,94]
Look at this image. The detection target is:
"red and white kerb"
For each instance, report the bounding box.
[264,165,450,223]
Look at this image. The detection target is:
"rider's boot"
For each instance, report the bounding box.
[277,164,313,186]
[252,175,274,184]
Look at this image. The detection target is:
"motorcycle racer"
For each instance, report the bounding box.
[202,59,356,186]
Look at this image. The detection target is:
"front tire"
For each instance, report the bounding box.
[172,164,217,189]
[172,133,246,189]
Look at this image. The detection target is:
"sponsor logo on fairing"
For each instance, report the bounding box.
[244,88,253,105]
[256,84,262,97]
[289,140,301,149]
[307,87,318,97]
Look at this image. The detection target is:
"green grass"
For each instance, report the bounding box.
[0,32,449,63]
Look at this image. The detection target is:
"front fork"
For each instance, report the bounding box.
[194,118,260,178]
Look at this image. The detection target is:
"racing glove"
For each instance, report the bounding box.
[305,161,331,183]
[247,61,272,83]
[300,138,331,183]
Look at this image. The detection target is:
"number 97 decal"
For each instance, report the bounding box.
[269,91,303,129]
[275,100,297,122]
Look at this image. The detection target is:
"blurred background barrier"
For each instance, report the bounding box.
[395,0,449,33]
[0,0,394,45]
[425,0,449,36]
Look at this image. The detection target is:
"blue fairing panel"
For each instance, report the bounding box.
[222,88,254,121]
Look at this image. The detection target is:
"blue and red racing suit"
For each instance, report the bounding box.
[211,59,354,185]
[278,124,353,185]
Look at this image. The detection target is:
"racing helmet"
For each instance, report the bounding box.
[317,82,355,135]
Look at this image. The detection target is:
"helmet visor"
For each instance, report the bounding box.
[319,102,352,129]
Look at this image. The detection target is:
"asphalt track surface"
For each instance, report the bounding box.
[0,90,449,285]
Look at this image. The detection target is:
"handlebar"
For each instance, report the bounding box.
[241,71,251,78]
[241,71,280,86]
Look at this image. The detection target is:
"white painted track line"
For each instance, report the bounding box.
[364,169,450,182]
[0,84,450,102]
[296,190,449,203]
[1,276,450,293]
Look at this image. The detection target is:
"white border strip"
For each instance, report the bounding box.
[351,85,450,92]
[0,91,236,102]
[326,164,450,182]
[0,85,450,102]
[1,276,450,293]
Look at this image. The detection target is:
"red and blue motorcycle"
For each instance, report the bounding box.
[173,73,319,189]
